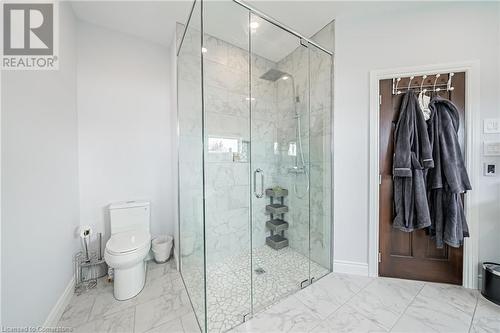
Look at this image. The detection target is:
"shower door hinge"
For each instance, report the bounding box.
[300,278,310,289]
[243,313,252,322]
[378,252,382,263]
[300,39,309,48]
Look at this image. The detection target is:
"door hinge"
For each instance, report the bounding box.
[379,94,382,106]
[379,174,382,185]
[378,252,382,263]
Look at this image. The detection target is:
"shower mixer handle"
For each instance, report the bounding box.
[254,168,264,198]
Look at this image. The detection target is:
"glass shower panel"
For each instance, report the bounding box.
[177,2,205,331]
[202,2,252,331]
[249,13,311,312]
[308,43,333,280]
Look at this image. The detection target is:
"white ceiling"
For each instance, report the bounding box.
[70,1,341,61]
[71,1,192,46]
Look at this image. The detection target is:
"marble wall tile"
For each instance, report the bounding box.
[251,98,276,122]
[203,35,228,66]
[251,118,277,143]
[206,112,250,140]
[179,136,203,165]
[178,50,201,78]
[205,162,250,190]
[227,43,249,72]
[251,54,276,78]
[204,84,249,118]
[251,140,277,163]
[204,59,248,95]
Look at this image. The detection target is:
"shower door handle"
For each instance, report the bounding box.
[254,168,264,198]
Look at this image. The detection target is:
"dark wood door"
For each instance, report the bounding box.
[378,73,465,285]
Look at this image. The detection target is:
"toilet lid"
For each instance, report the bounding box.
[107,230,151,254]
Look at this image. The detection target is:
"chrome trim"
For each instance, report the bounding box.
[176,0,197,56]
[253,168,264,198]
[233,0,333,56]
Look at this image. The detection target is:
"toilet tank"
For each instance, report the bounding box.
[109,201,150,235]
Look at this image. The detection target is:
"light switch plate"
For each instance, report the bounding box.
[484,118,500,133]
[484,163,497,176]
[484,141,500,156]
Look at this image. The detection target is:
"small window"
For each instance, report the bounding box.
[208,137,239,153]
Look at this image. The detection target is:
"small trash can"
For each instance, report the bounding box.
[152,235,173,263]
[481,262,500,306]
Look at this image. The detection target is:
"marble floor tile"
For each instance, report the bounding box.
[346,278,424,330]
[295,273,373,319]
[73,306,135,333]
[134,288,193,333]
[58,291,96,328]
[60,255,497,333]
[310,304,387,333]
[88,266,185,321]
[471,296,500,333]
[418,282,478,314]
[390,292,474,333]
[234,295,323,333]
[145,311,200,333]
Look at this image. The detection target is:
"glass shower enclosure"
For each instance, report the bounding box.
[177,1,333,331]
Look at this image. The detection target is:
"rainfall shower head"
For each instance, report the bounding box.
[259,69,291,82]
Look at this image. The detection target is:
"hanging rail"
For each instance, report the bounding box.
[392,73,455,95]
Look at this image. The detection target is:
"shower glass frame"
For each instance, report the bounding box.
[177,1,334,331]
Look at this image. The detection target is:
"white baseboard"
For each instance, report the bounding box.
[44,276,75,327]
[333,260,369,276]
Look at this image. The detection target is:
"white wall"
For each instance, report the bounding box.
[333,2,500,273]
[1,3,79,325]
[76,21,175,240]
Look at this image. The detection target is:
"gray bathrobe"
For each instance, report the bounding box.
[426,96,472,248]
[393,91,434,232]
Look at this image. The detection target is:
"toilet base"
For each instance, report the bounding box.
[113,261,146,300]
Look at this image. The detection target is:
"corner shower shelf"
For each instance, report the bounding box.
[266,204,289,215]
[265,188,289,198]
[265,188,289,250]
[266,219,289,233]
[266,234,289,250]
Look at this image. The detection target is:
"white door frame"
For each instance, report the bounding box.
[368,61,481,289]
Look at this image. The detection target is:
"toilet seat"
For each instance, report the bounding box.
[106,230,151,255]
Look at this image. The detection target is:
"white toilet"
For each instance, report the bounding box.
[104,201,151,300]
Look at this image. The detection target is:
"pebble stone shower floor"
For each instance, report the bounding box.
[182,245,330,332]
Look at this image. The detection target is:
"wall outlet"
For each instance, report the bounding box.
[484,118,500,134]
[484,141,500,156]
[484,163,497,176]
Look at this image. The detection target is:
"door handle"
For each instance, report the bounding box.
[254,168,264,198]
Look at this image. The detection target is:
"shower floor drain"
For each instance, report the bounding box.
[254,267,266,274]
